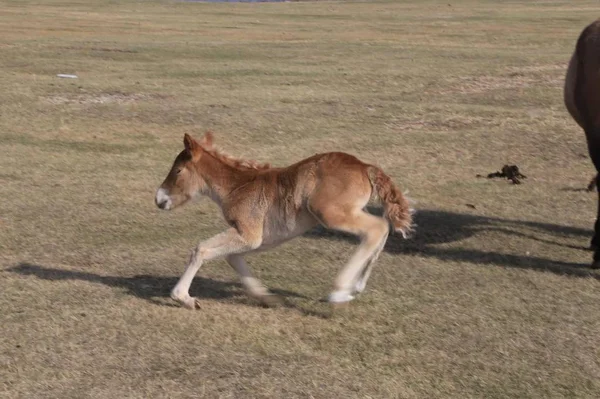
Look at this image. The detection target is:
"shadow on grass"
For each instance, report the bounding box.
[305,208,600,280]
[7,263,329,316]
[8,209,599,313]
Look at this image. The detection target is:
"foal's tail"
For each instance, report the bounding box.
[368,166,415,238]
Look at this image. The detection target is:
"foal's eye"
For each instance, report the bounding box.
[176,169,183,175]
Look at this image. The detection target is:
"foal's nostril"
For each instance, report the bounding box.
[157,200,167,209]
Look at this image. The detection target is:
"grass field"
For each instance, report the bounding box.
[2,0,600,397]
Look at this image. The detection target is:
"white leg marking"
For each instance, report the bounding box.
[329,290,355,304]
[354,277,368,294]
[171,248,204,309]
[227,254,270,297]
[241,277,269,297]
[354,228,388,295]
[171,228,259,310]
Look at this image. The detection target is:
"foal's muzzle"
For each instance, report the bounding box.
[155,188,172,211]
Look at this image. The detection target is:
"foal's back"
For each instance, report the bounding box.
[237,152,374,244]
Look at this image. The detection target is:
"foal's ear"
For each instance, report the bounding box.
[183,133,200,152]
[183,133,202,162]
[200,131,215,149]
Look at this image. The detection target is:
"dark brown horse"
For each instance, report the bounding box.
[564,19,600,268]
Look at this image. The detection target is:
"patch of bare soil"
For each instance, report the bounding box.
[44,92,152,105]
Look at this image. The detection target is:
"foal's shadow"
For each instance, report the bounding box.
[8,208,599,313]
[8,263,316,313]
[306,207,599,280]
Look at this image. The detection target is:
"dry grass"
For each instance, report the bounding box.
[1,0,600,397]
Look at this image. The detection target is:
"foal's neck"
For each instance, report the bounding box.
[197,152,252,207]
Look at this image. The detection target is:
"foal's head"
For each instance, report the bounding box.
[155,133,211,211]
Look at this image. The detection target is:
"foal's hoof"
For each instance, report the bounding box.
[174,296,201,310]
[328,290,355,305]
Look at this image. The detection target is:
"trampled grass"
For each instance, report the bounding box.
[1,1,600,397]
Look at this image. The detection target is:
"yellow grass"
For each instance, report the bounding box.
[1,0,599,397]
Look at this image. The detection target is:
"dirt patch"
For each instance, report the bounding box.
[60,46,138,53]
[44,92,153,105]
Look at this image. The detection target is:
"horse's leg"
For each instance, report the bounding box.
[226,254,281,306]
[331,212,389,304]
[592,170,600,269]
[171,228,260,309]
[354,227,389,295]
[593,173,600,250]
[311,205,389,304]
[587,133,600,269]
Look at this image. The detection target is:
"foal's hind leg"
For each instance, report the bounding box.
[312,206,389,304]
[354,227,389,295]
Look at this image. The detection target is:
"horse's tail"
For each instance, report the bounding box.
[368,166,414,238]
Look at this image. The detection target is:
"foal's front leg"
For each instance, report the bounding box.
[171,228,260,309]
[226,254,281,306]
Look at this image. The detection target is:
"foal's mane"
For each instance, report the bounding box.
[199,132,271,171]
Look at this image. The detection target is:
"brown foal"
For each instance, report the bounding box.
[155,133,413,309]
